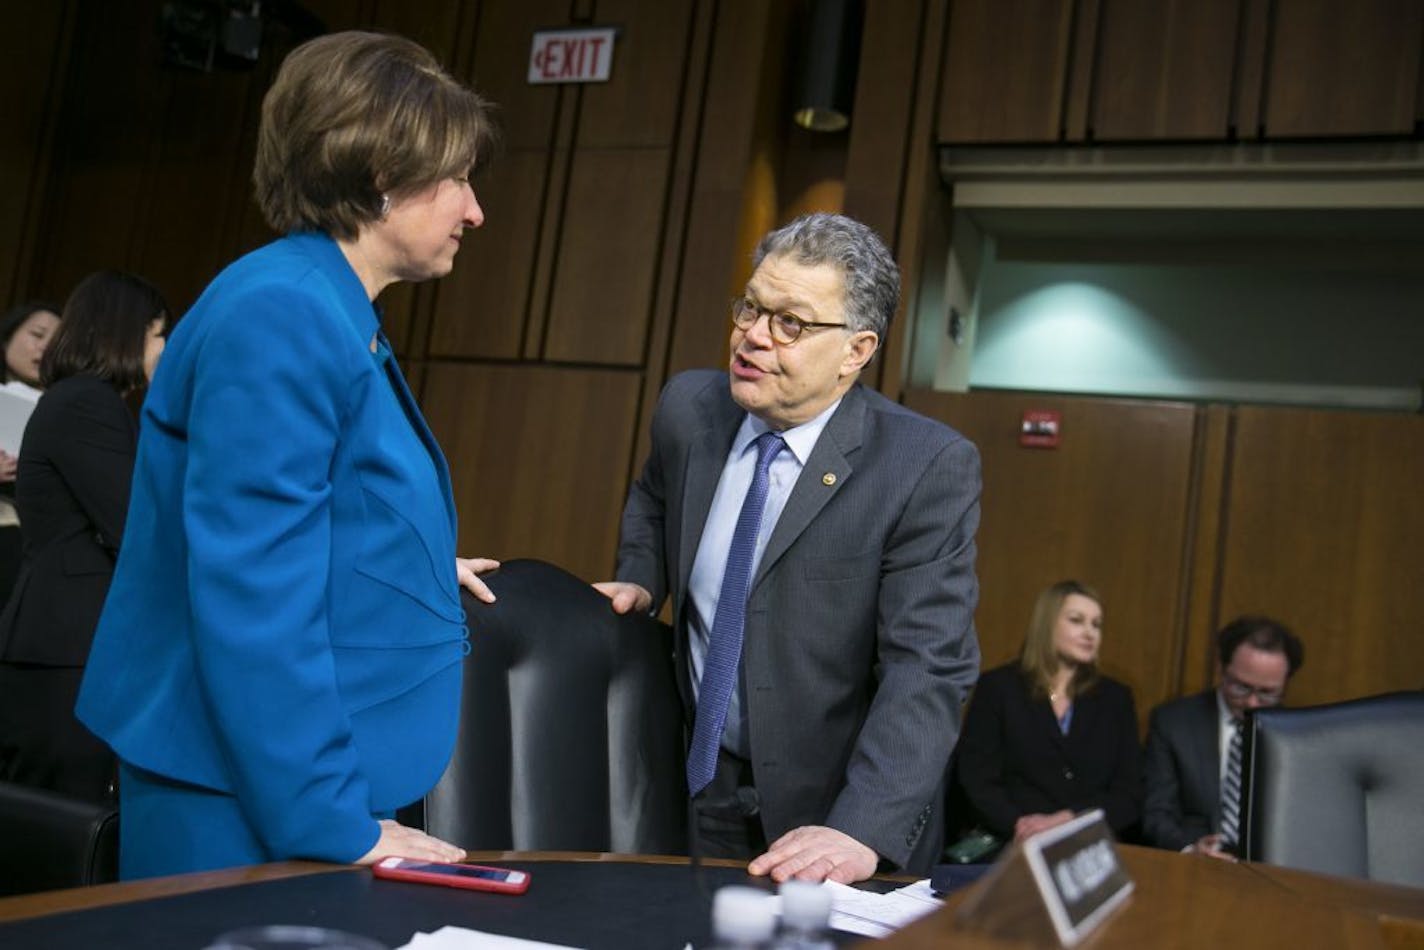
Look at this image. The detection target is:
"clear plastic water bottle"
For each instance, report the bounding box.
[772,880,835,950]
[709,885,777,949]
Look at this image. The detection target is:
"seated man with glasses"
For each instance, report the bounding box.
[595,213,981,883]
[1143,616,1305,858]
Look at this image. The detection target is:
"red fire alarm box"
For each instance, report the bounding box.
[1020,410,1061,448]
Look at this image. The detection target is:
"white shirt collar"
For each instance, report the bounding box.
[1216,689,1237,730]
[733,397,843,465]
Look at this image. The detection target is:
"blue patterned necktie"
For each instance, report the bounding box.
[1219,718,1244,848]
[686,431,786,796]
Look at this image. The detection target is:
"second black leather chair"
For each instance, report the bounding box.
[421,559,687,855]
[1243,690,1424,887]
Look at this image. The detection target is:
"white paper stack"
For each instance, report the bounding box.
[397,926,582,950]
[0,382,40,455]
[823,878,944,939]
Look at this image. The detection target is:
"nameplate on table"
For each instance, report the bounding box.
[1022,809,1134,946]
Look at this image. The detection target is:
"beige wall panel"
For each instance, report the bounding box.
[0,2,71,304]
[379,282,424,358]
[665,198,742,377]
[423,363,642,582]
[31,3,170,298]
[904,389,1198,719]
[844,0,926,244]
[577,0,693,149]
[1178,405,1234,696]
[369,0,467,64]
[1090,0,1241,140]
[134,70,264,314]
[300,0,368,33]
[861,0,950,400]
[470,0,571,150]
[938,0,1074,143]
[544,148,670,365]
[1262,0,1424,137]
[1060,0,1100,140]
[430,150,549,359]
[657,0,784,378]
[1217,407,1424,706]
[1230,0,1272,137]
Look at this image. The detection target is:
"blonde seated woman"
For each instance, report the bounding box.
[954,580,1142,848]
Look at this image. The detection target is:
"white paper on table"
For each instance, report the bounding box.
[397,925,584,949]
[823,878,943,938]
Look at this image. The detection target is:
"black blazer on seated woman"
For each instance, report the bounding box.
[0,374,135,801]
[0,374,135,665]
[954,662,1143,839]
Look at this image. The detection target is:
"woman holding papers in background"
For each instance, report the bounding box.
[954,580,1142,845]
[76,31,501,880]
[0,302,61,604]
[0,273,167,802]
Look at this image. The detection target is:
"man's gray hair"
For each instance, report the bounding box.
[751,212,900,339]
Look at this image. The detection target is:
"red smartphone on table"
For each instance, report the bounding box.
[371,857,531,894]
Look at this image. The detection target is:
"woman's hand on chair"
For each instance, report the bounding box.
[456,557,501,603]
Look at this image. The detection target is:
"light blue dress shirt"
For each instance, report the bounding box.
[687,398,842,758]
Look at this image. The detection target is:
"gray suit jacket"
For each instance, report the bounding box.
[1142,689,1221,850]
[615,370,981,871]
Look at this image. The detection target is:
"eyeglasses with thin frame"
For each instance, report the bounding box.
[730,297,848,346]
[1221,669,1284,705]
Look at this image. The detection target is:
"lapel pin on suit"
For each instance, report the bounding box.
[822,472,837,486]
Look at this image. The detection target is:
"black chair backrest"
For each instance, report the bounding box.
[0,780,118,896]
[1243,690,1424,887]
[421,559,686,854]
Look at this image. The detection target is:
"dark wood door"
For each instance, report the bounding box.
[938,0,1076,143]
[1089,0,1242,140]
[1261,0,1424,137]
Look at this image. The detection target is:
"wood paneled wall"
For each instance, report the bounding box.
[938,0,1424,142]
[1207,407,1424,704]
[0,3,73,310]
[906,390,1424,720]
[904,389,1201,719]
[6,0,1420,726]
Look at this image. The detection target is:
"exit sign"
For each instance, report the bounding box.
[528,27,617,84]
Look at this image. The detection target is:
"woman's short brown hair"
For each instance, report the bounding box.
[1018,579,1102,699]
[253,31,497,240]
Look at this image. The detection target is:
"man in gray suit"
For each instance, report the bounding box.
[596,213,981,883]
[1143,616,1304,857]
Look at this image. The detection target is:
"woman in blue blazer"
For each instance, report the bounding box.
[954,581,1142,843]
[0,272,168,802]
[76,32,500,878]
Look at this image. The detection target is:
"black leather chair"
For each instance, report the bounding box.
[0,780,118,896]
[1242,690,1424,887]
[416,559,687,854]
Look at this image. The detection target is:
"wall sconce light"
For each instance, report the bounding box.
[792,0,864,132]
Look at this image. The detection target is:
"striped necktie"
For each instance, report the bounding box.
[1219,718,1244,848]
[686,431,786,796]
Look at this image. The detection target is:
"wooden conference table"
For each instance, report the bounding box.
[0,846,1421,948]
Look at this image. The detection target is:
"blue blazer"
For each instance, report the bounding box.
[77,233,467,871]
